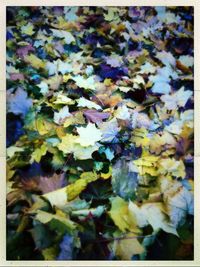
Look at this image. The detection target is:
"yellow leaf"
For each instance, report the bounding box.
[66,179,87,201]
[159,158,186,178]
[80,171,98,182]
[30,143,47,163]
[21,22,35,35]
[57,134,78,154]
[42,246,57,260]
[7,164,16,180]
[16,216,29,233]
[133,155,159,176]
[66,172,98,201]
[63,111,85,128]
[73,144,99,160]
[109,197,139,233]
[104,78,113,86]
[53,93,75,104]
[36,117,55,135]
[134,156,159,167]
[63,74,72,83]
[35,209,76,230]
[24,54,46,69]
[56,126,66,138]
[114,233,145,260]
[131,128,150,147]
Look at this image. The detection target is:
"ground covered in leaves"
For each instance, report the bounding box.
[6,6,194,260]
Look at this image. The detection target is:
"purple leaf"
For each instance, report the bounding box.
[17,44,35,58]
[10,73,25,81]
[38,173,66,194]
[83,109,110,123]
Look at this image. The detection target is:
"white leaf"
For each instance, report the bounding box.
[77,97,102,110]
[161,87,192,110]
[57,59,73,74]
[36,81,49,95]
[72,75,96,90]
[43,187,67,208]
[54,106,72,124]
[179,55,194,68]
[159,177,194,227]
[53,94,74,105]
[139,62,157,74]
[7,146,24,158]
[151,82,171,94]
[156,51,176,67]
[129,201,178,236]
[51,29,75,44]
[76,123,102,147]
[45,61,57,76]
[99,118,120,142]
[115,105,131,120]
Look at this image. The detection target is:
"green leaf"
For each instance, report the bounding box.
[112,159,138,200]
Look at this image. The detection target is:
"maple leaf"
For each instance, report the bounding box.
[105,54,123,67]
[159,158,186,178]
[108,196,140,233]
[35,209,76,230]
[36,81,49,95]
[24,54,46,69]
[161,87,192,110]
[114,233,145,260]
[50,29,75,44]
[115,105,131,120]
[53,93,74,105]
[21,22,35,36]
[38,173,66,194]
[7,87,32,117]
[128,201,178,236]
[66,172,98,201]
[156,51,176,67]
[112,159,138,200]
[57,134,78,154]
[30,143,48,163]
[99,118,120,143]
[110,197,132,233]
[7,146,24,158]
[16,44,35,58]
[73,143,99,160]
[57,234,74,260]
[54,106,72,124]
[149,67,177,94]
[10,73,25,81]
[178,55,194,68]
[159,177,194,227]
[83,110,110,123]
[64,7,78,21]
[72,75,96,90]
[77,97,102,110]
[57,59,73,74]
[76,123,102,147]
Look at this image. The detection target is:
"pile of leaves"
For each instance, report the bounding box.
[6,6,194,260]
